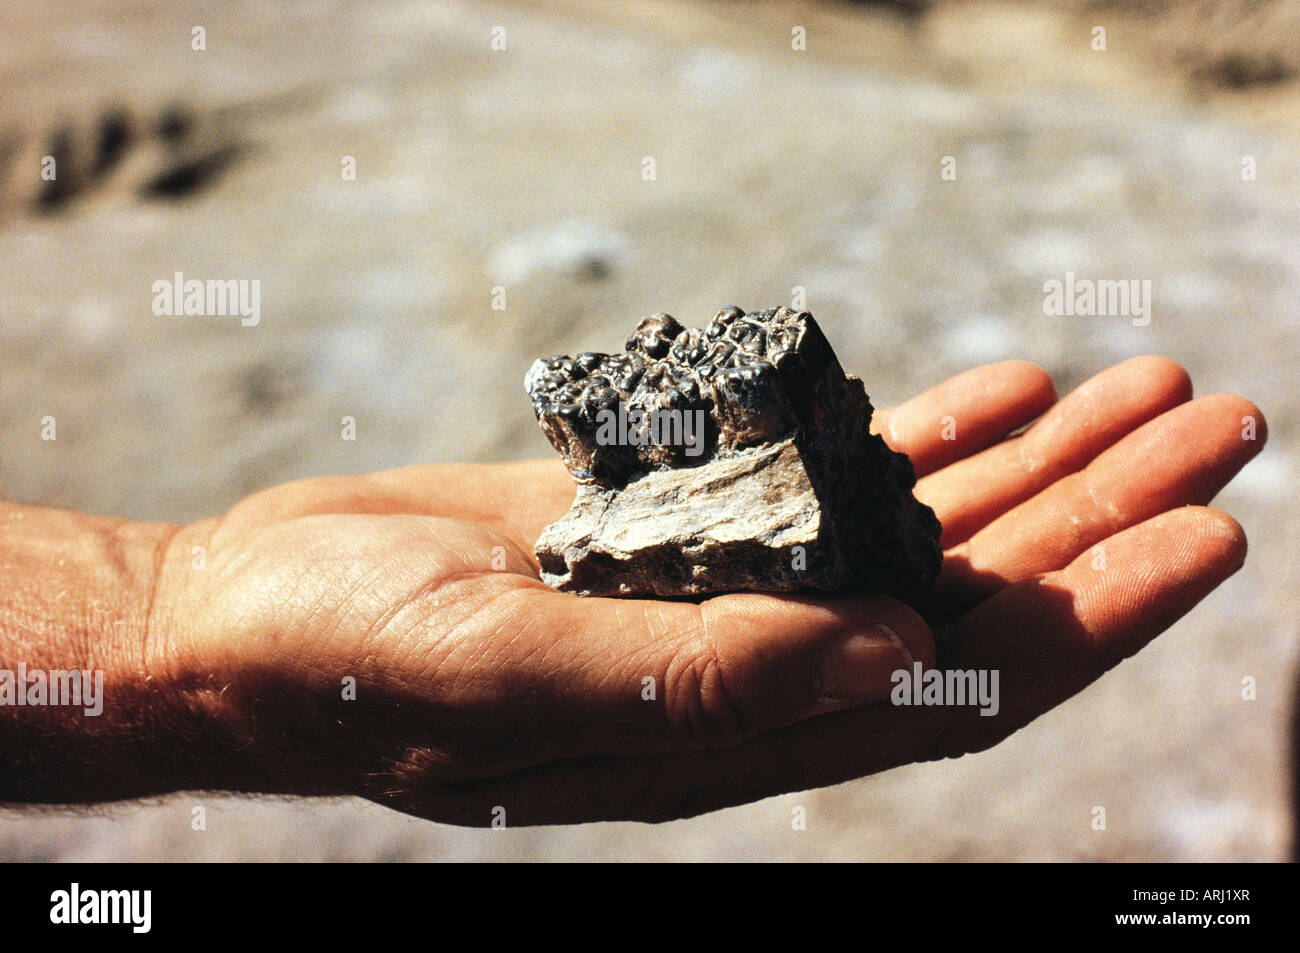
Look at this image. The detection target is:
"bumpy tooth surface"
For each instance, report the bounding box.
[527,306,840,484]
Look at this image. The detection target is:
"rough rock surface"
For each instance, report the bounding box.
[526,307,942,601]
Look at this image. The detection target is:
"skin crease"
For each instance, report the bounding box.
[0,356,1267,826]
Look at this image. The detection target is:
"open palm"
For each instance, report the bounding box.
[151,356,1264,825]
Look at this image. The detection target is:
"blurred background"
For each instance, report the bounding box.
[0,0,1296,860]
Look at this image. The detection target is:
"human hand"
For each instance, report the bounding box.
[0,357,1264,825]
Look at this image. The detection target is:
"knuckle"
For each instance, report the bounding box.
[661,639,749,749]
[923,705,1005,763]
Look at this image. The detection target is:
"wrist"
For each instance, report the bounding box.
[146,518,351,800]
[0,504,184,801]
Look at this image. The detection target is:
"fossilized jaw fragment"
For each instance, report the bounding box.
[526,306,943,602]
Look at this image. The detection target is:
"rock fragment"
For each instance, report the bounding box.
[525,306,942,602]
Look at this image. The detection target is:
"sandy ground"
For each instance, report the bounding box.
[0,0,1296,860]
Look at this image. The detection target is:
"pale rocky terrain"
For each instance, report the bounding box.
[0,0,1296,860]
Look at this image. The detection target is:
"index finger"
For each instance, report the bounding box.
[871,360,1057,477]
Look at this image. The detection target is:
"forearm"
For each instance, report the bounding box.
[0,502,185,802]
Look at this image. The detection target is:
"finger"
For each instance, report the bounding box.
[919,355,1192,547]
[938,393,1265,606]
[872,360,1057,477]
[391,581,934,779]
[374,507,1245,825]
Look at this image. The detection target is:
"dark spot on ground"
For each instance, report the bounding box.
[238,360,300,415]
[157,104,194,143]
[35,124,78,211]
[573,254,611,282]
[1196,52,1293,89]
[141,144,243,200]
[93,107,131,176]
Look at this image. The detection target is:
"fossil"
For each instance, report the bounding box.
[525,306,942,603]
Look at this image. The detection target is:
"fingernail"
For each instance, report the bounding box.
[817,625,914,704]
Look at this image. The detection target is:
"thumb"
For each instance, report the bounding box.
[693,590,937,735]
[500,585,935,759]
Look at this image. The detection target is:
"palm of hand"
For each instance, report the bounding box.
[155,357,1263,824]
